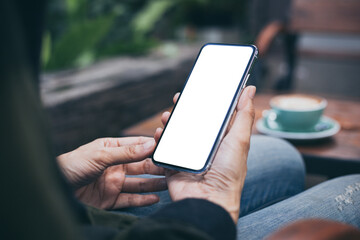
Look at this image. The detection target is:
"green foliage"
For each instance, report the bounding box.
[46,15,114,70]
[98,39,157,57]
[66,0,87,19]
[44,0,175,71]
[132,0,175,39]
[43,0,247,71]
[41,32,52,67]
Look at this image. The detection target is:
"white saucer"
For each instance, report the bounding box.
[256,115,340,140]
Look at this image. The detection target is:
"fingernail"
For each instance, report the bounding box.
[248,86,256,99]
[143,139,155,151]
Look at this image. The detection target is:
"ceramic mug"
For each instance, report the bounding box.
[267,94,327,131]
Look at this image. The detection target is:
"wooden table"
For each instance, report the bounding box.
[122,93,360,177]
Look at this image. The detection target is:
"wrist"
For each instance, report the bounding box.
[173,194,240,223]
[207,195,240,223]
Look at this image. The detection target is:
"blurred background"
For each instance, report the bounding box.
[41,0,360,161]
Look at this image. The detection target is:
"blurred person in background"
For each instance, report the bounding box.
[1,1,359,240]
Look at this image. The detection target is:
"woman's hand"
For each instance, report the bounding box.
[57,137,167,209]
[154,86,256,223]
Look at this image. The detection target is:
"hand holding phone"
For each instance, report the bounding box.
[155,85,256,223]
[153,44,257,173]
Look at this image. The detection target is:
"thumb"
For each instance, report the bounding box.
[226,86,256,144]
[101,139,156,166]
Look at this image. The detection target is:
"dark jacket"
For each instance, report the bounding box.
[0,1,235,239]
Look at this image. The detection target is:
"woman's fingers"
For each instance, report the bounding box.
[155,92,180,141]
[161,92,180,126]
[173,92,180,104]
[159,92,179,127]
[99,139,156,166]
[161,111,171,126]
[94,136,153,148]
[125,158,166,175]
[154,127,163,143]
[112,193,161,209]
[122,177,167,193]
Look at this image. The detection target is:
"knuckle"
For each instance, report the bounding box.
[250,107,255,120]
[102,138,112,147]
[125,145,138,159]
[124,196,131,207]
[243,107,255,119]
[143,159,152,173]
[240,139,250,152]
[137,137,149,144]
[227,136,250,153]
[96,149,112,166]
[139,181,146,192]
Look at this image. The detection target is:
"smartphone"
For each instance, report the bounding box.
[152,43,258,173]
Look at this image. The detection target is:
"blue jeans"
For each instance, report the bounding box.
[120,135,360,239]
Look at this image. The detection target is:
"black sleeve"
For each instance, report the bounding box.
[124,198,236,240]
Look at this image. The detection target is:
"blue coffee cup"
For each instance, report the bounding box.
[267,94,327,131]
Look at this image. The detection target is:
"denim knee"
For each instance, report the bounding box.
[320,174,360,215]
[248,135,306,193]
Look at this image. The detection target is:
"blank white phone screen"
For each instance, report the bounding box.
[153,44,254,171]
